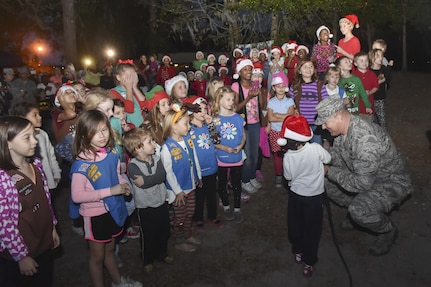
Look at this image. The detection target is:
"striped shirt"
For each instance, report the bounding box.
[290,81,328,124]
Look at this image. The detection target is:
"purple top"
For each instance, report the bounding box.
[290,81,328,124]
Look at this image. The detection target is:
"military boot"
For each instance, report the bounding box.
[369,227,399,256]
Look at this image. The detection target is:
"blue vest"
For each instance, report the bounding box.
[70,150,127,226]
[189,125,218,177]
[164,136,199,191]
[214,113,244,163]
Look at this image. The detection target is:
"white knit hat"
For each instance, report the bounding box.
[164,75,189,96]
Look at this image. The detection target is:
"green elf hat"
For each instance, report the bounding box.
[144,85,170,111]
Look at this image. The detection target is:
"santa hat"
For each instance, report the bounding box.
[54,85,78,107]
[183,96,207,106]
[277,115,313,146]
[144,85,170,111]
[286,40,298,52]
[316,25,334,40]
[341,14,360,28]
[164,75,189,96]
[233,59,253,80]
[295,45,309,55]
[271,46,283,56]
[207,53,216,62]
[194,70,204,79]
[258,48,268,59]
[162,54,172,62]
[200,62,208,71]
[252,62,263,75]
[207,65,216,73]
[281,43,289,54]
[196,51,204,59]
[218,65,229,75]
[233,48,244,57]
[178,71,187,78]
[218,53,229,64]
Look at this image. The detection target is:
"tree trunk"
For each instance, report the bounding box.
[270,12,278,41]
[61,0,77,65]
[402,16,407,71]
[149,0,157,52]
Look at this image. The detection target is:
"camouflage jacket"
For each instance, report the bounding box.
[327,115,412,203]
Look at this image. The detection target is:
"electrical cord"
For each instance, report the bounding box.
[324,193,353,287]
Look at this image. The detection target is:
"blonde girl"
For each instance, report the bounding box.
[212,87,246,223]
[206,76,224,107]
[161,106,202,252]
[70,110,142,287]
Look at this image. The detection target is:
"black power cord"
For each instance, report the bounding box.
[324,193,353,287]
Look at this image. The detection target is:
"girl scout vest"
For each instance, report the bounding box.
[189,125,218,177]
[164,136,199,191]
[70,149,127,227]
[214,113,244,163]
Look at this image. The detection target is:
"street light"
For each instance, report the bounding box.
[106,48,115,59]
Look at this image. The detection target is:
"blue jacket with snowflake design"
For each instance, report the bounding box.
[214,113,244,163]
[190,124,218,176]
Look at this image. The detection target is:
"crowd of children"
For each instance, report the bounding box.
[0,12,397,285]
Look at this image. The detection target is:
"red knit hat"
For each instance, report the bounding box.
[144,85,170,111]
[277,115,313,146]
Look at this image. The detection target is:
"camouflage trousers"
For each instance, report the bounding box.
[325,178,398,233]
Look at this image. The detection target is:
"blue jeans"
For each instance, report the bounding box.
[310,125,322,145]
[242,122,260,183]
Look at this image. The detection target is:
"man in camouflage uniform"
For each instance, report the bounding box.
[315,94,412,256]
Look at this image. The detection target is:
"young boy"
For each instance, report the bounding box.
[277,114,331,278]
[352,52,379,122]
[123,128,173,273]
[113,99,135,132]
[335,56,373,117]
[372,39,394,67]
[9,101,62,193]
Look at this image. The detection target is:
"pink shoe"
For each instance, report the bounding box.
[303,264,313,277]
[256,170,264,182]
[241,191,251,202]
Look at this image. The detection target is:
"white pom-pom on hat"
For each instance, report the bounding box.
[277,138,288,146]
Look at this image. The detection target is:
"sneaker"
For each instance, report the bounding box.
[241,192,251,202]
[369,227,398,256]
[211,219,225,228]
[159,255,174,264]
[234,211,244,224]
[250,178,262,189]
[112,276,143,287]
[256,170,264,182]
[72,226,84,236]
[303,264,313,277]
[144,264,153,273]
[185,236,201,246]
[194,221,205,232]
[119,234,128,244]
[126,227,140,239]
[294,253,303,264]
[224,207,235,221]
[275,176,283,188]
[175,242,196,252]
[241,182,258,194]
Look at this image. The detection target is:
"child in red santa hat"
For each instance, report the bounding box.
[277,114,331,278]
